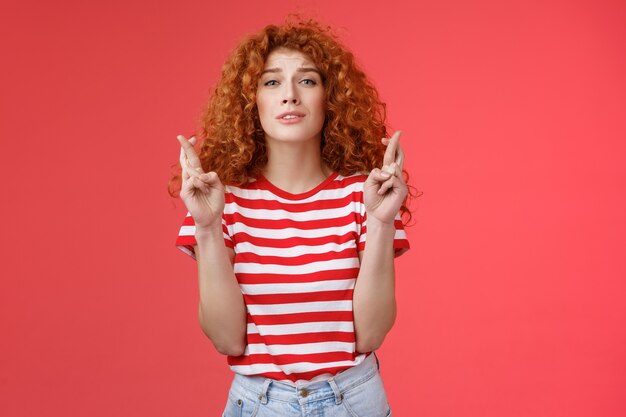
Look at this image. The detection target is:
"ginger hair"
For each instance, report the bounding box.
[169,17,418,221]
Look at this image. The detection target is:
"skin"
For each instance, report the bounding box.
[256,48,330,193]
[176,48,408,355]
[177,135,246,356]
[354,129,407,352]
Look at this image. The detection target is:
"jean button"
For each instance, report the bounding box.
[300,388,309,397]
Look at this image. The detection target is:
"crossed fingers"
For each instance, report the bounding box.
[382,130,404,176]
[177,135,204,180]
[177,134,214,194]
[377,131,405,195]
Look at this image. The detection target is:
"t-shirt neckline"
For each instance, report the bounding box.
[256,172,339,200]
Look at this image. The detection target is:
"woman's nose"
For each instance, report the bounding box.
[282,84,299,105]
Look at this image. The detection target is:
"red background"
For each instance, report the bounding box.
[1,0,625,416]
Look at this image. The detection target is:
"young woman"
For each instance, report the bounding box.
[171,18,412,417]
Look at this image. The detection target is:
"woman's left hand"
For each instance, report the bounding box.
[363,130,408,224]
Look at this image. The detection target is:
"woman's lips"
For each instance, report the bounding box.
[276,113,305,124]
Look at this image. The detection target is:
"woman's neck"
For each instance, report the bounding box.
[262,139,331,194]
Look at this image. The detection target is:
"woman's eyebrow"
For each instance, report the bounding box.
[261,67,321,75]
[297,67,321,75]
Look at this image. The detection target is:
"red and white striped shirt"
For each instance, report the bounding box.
[176,172,409,384]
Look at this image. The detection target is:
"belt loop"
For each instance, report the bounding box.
[328,378,343,405]
[373,351,380,371]
[259,379,271,404]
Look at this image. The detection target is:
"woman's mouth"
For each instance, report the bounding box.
[277,112,305,124]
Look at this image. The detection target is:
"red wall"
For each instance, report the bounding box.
[1,0,625,416]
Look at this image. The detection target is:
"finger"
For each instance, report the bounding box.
[192,176,210,194]
[180,154,192,182]
[198,172,214,186]
[178,135,191,163]
[188,165,204,184]
[377,175,396,195]
[177,135,204,173]
[395,143,405,171]
[182,157,203,183]
[382,131,402,167]
[179,144,187,174]
[178,136,190,178]
[365,169,389,198]
[392,162,402,178]
[381,164,395,176]
[368,168,391,183]
[180,141,204,182]
[200,171,223,187]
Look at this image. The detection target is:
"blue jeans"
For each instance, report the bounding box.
[222,353,392,417]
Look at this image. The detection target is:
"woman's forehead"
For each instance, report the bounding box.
[264,48,317,69]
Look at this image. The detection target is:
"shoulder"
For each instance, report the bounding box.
[331,172,368,190]
[327,173,369,209]
[223,177,264,198]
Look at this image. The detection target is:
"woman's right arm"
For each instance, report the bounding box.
[194,228,247,357]
[177,135,247,357]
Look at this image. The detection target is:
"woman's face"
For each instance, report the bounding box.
[256,48,325,148]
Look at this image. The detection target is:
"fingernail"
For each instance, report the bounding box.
[176,135,184,140]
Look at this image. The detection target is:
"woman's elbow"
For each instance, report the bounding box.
[202,324,246,356]
[356,340,380,353]
[355,317,396,353]
[198,317,246,356]
[214,342,246,357]
[355,333,387,353]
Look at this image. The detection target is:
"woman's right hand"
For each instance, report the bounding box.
[177,134,225,230]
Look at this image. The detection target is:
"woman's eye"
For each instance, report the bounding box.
[264,80,278,86]
[301,79,317,85]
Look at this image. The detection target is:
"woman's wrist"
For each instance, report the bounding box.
[364,217,396,246]
[366,216,396,233]
[195,222,224,243]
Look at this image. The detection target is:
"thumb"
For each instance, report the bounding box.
[200,171,224,188]
[367,168,391,184]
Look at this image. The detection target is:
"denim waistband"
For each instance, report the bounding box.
[230,352,380,405]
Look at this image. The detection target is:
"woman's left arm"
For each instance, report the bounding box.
[353,131,407,353]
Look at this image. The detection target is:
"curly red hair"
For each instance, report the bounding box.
[169,17,418,221]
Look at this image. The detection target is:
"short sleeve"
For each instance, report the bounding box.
[174,212,234,260]
[357,213,410,257]
[355,182,410,257]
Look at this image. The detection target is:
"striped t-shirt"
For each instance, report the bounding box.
[175,172,409,384]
